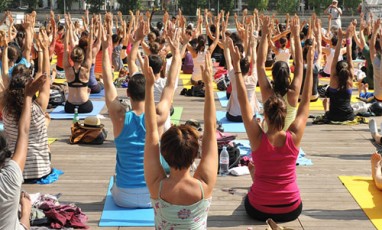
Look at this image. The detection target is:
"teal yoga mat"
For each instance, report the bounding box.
[99,177,155,227]
[216,91,228,108]
[216,111,246,132]
[50,101,105,120]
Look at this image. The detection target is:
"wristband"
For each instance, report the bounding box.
[346,38,351,45]
[235,72,242,75]
[122,46,127,49]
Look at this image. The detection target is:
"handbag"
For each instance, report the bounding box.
[69,122,107,145]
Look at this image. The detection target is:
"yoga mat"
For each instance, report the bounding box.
[99,177,155,227]
[217,91,229,107]
[48,138,57,145]
[170,107,183,125]
[89,89,105,99]
[339,176,382,229]
[50,101,105,120]
[216,111,246,133]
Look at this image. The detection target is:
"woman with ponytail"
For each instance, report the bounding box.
[322,25,355,121]
[232,15,314,222]
[257,15,303,130]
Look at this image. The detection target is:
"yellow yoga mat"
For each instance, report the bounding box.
[48,138,57,145]
[339,176,382,229]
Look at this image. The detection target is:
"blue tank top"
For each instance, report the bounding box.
[114,111,146,188]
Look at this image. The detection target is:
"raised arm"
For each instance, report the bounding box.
[257,16,274,102]
[1,30,10,88]
[22,14,33,63]
[35,30,51,112]
[63,17,71,70]
[330,28,343,84]
[370,19,380,61]
[12,75,46,171]
[288,15,303,106]
[223,36,233,71]
[100,25,125,137]
[83,19,94,69]
[128,20,148,75]
[143,55,166,198]
[288,40,314,147]
[208,13,220,53]
[230,39,262,150]
[155,31,181,127]
[193,51,217,191]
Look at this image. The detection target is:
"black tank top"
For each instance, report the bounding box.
[68,67,88,88]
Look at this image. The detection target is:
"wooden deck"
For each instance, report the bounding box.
[22,79,378,230]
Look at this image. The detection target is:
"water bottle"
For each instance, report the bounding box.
[219,146,229,176]
[72,106,79,124]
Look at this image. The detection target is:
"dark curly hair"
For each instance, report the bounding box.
[3,70,33,122]
[0,133,12,168]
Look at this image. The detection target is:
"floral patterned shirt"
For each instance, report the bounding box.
[151,180,212,230]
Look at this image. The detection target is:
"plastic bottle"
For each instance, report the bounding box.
[72,106,79,124]
[219,146,229,176]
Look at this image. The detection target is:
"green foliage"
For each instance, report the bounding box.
[276,0,298,14]
[343,0,361,15]
[178,0,207,15]
[309,0,332,15]
[0,0,11,11]
[217,0,234,12]
[248,0,269,11]
[117,0,141,14]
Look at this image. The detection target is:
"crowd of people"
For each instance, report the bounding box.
[1,0,382,228]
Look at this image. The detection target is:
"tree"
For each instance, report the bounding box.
[22,0,38,8]
[0,0,11,11]
[178,0,207,15]
[276,0,298,14]
[117,0,141,14]
[309,0,332,15]
[248,0,268,11]
[214,0,234,12]
[343,0,361,15]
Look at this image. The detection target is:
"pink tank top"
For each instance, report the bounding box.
[248,131,301,214]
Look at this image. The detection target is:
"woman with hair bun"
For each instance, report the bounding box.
[63,15,94,113]
[232,15,314,222]
[322,25,355,121]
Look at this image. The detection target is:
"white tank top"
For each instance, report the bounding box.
[324,48,343,75]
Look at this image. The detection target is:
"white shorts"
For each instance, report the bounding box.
[111,182,152,208]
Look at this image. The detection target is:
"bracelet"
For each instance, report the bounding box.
[346,38,351,45]
[122,46,127,49]
[235,72,242,75]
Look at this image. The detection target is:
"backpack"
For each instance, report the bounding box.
[49,83,66,108]
[216,74,230,91]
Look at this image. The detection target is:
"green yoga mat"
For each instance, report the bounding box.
[170,107,183,125]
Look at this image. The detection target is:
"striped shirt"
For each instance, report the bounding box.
[3,101,51,179]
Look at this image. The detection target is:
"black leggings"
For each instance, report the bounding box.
[64,100,93,113]
[226,112,243,122]
[244,195,302,222]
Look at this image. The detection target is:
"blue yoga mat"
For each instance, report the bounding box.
[216,111,246,133]
[216,91,228,108]
[89,89,105,99]
[99,177,155,227]
[50,101,105,120]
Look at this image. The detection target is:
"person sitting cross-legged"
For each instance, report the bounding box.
[101,18,180,208]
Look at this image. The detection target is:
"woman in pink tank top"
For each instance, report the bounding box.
[230,15,314,222]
